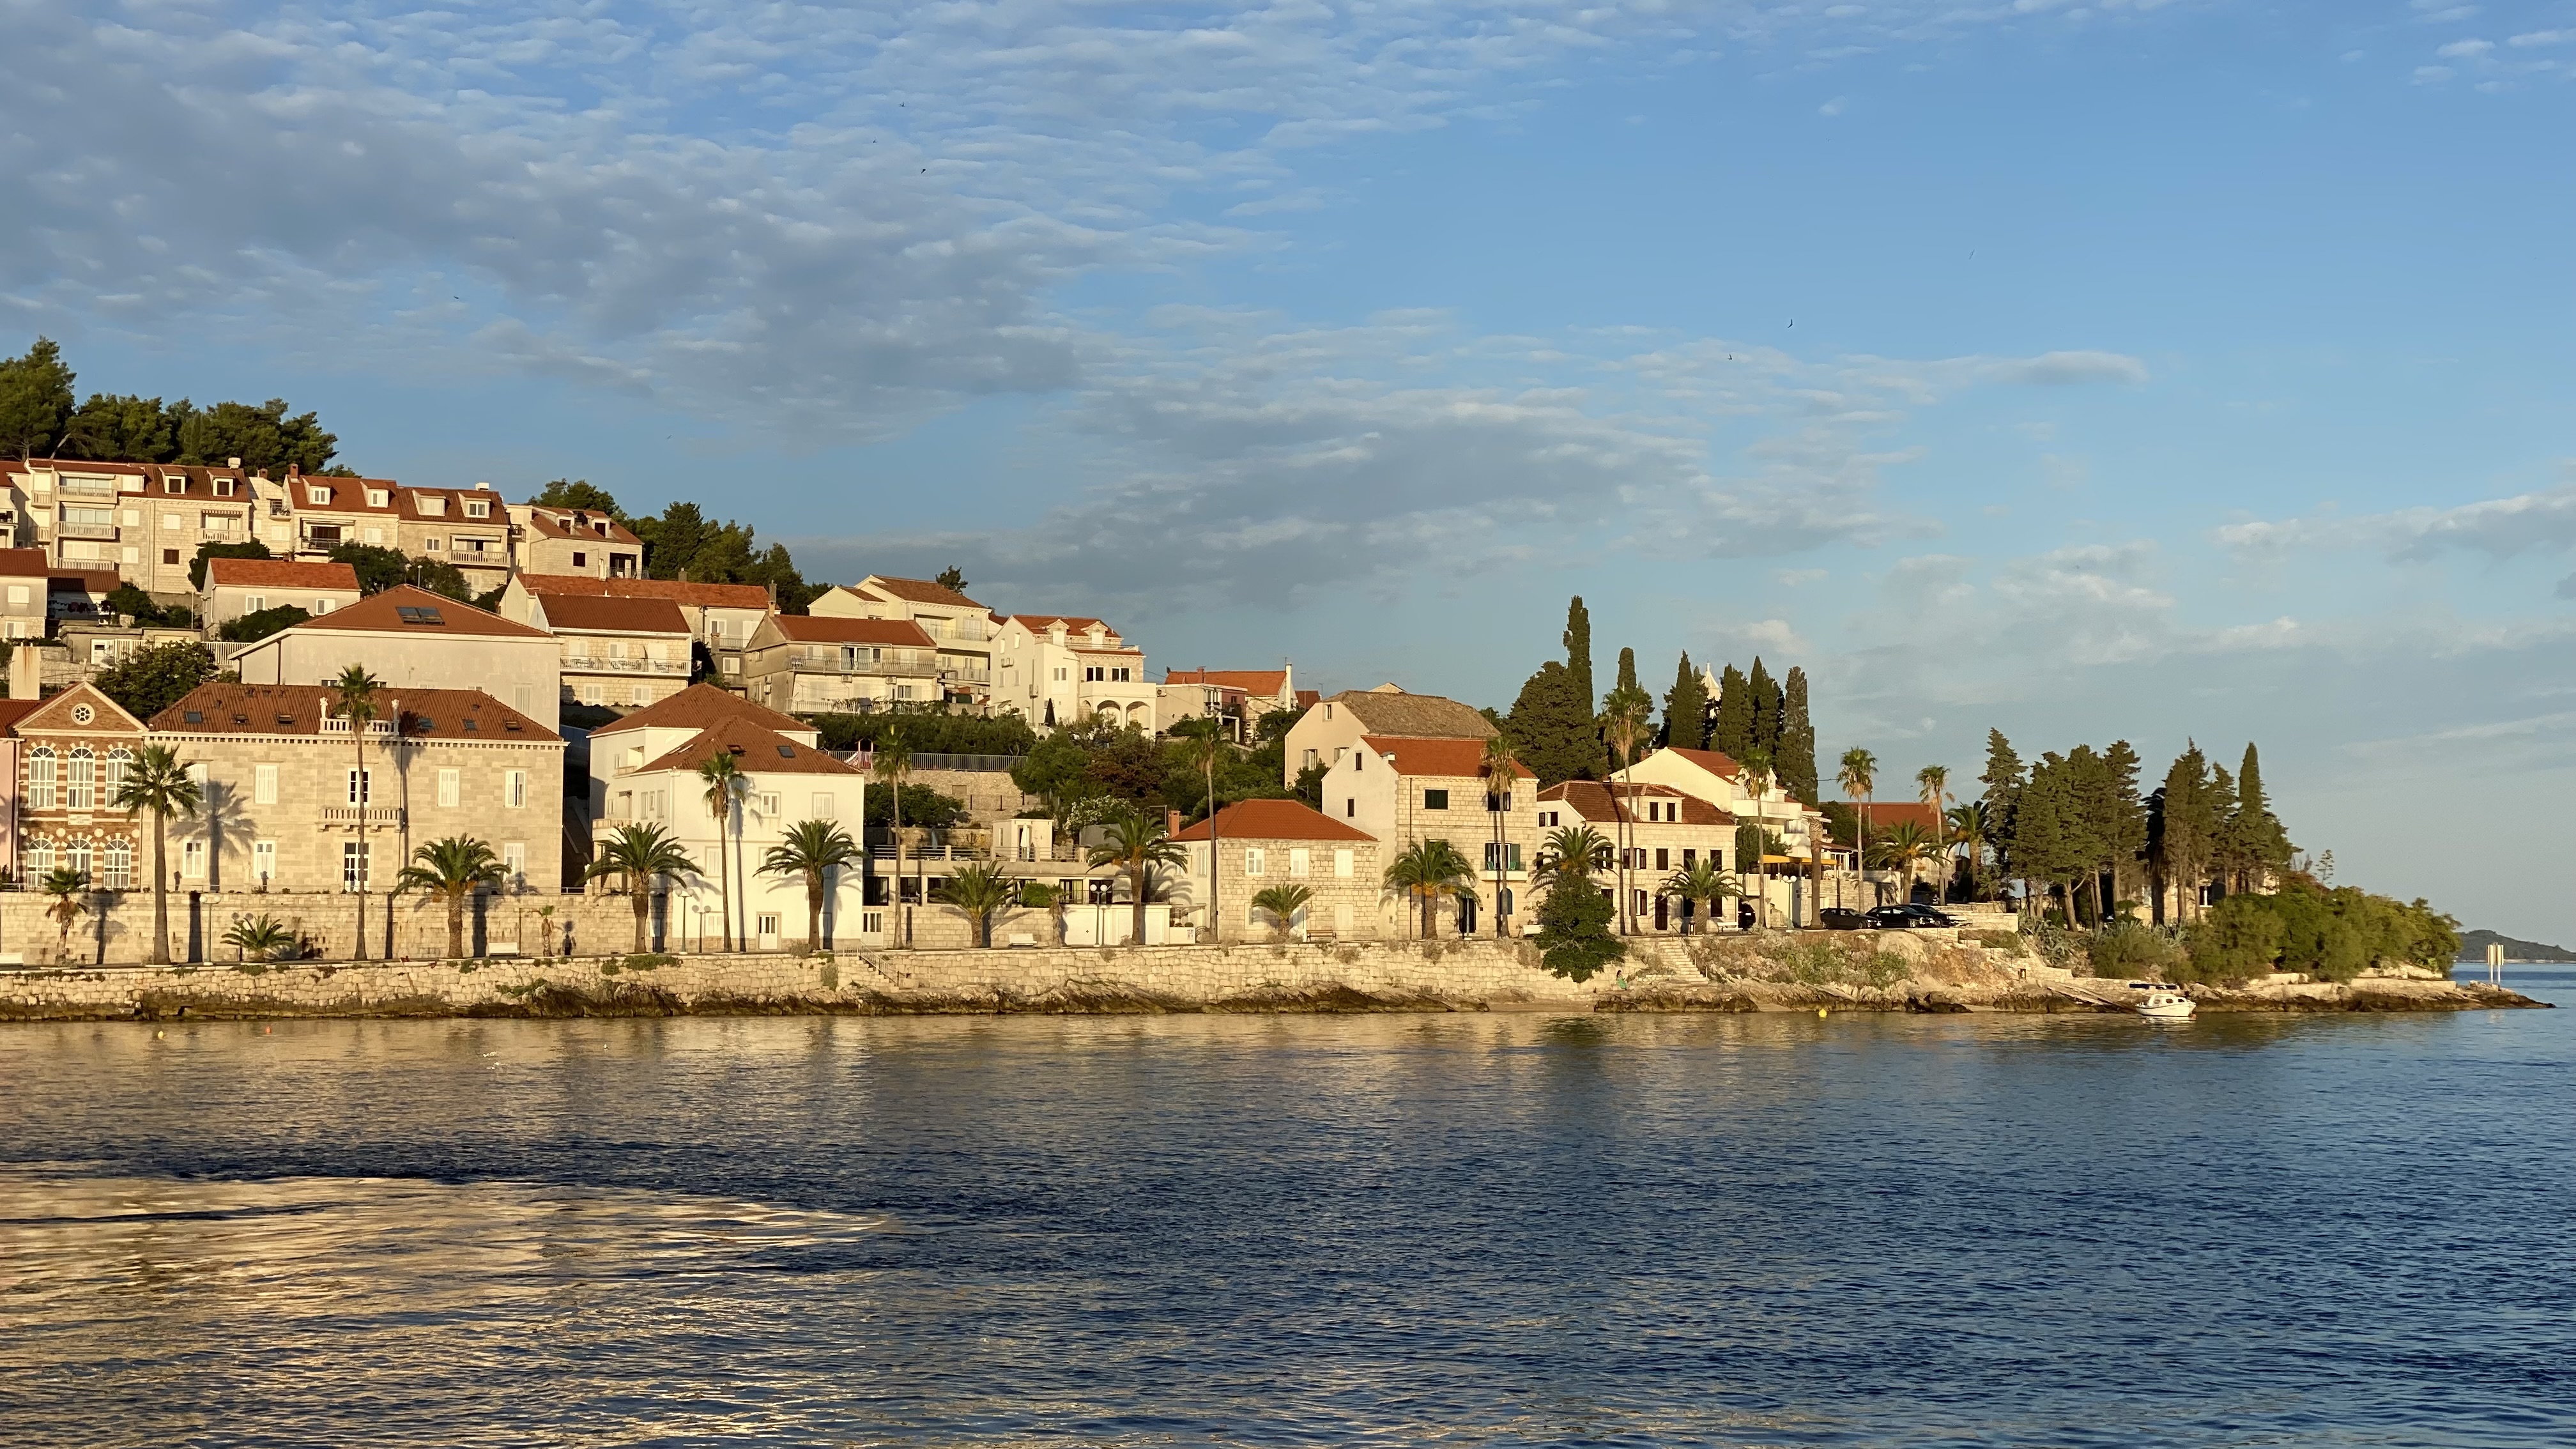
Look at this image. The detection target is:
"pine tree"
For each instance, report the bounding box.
[1505,661,1598,785]
[1747,657,1780,760]
[0,337,77,459]
[2206,763,2241,901]
[1662,652,1708,751]
[1713,664,1754,759]
[2101,740,2147,916]
[2152,743,2214,923]
[1979,730,2025,893]
[1563,597,1594,721]
[1779,668,1819,805]
[2061,746,2112,924]
[2012,756,2076,923]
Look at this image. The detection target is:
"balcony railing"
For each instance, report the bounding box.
[319,806,406,827]
[940,666,993,685]
[54,521,118,541]
[562,654,690,675]
[793,652,938,678]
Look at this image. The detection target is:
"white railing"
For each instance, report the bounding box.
[564,655,689,675]
[318,716,398,736]
[319,806,406,826]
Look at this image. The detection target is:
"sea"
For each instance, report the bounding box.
[2,970,2571,1448]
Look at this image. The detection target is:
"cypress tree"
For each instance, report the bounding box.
[1713,664,1754,759]
[2013,755,2076,923]
[1979,730,2025,889]
[1662,652,1708,751]
[2154,742,2214,923]
[1563,597,1594,720]
[2228,742,2294,893]
[1779,668,1819,805]
[2103,739,2147,914]
[1613,647,1639,705]
[2061,745,2113,924]
[1747,657,1780,760]
[2206,763,2240,900]
[1505,661,1597,785]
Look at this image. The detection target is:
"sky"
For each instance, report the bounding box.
[5,0,2573,939]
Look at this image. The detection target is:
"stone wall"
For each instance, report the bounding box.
[0,887,678,966]
[909,766,1036,824]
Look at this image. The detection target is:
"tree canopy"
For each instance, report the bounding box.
[92,641,218,721]
[1662,651,1706,751]
[2,335,351,473]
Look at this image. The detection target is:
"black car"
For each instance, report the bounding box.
[1817,907,1869,931]
[1866,903,1959,930]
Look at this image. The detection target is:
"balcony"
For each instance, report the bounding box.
[792,651,938,678]
[318,716,398,737]
[563,654,691,676]
[319,806,407,827]
[54,521,118,542]
[940,666,993,686]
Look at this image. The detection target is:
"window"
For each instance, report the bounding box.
[213,479,234,498]
[464,500,489,519]
[1655,848,1669,870]
[243,762,277,806]
[182,839,207,879]
[342,841,370,893]
[345,769,372,805]
[758,792,781,817]
[307,486,330,505]
[164,478,183,494]
[502,841,526,887]
[505,770,528,808]
[365,489,389,508]
[5,585,25,605]
[1303,749,1318,770]
[362,527,383,545]
[161,512,181,530]
[1344,798,1355,818]
[103,842,133,891]
[424,537,443,551]
[1682,848,1696,868]
[104,749,130,795]
[1289,848,1310,878]
[1244,847,1266,877]
[1483,842,1524,872]
[756,912,781,938]
[68,841,92,882]
[162,549,180,565]
[24,842,49,877]
[811,792,836,816]
[26,747,53,809]
[245,594,267,614]
[1334,903,1354,934]
[1487,791,1512,812]
[571,551,586,568]
[1335,849,1354,878]
[437,769,460,808]
[418,496,447,517]
[313,598,334,615]
[1083,665,1102,682]
[252,840,276,884]
[1422,788,1448,811]
[66,749,95,811]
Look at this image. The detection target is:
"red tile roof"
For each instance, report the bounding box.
[1011,614,1112,634]
[1358,735,1533,780]
[282,476,407,515]
[1165,668,1289,695]
[533,594,691,635]
[1538,779,1735,827]
[285,585,552,638]
[0,548,51,578]
[766,615,935,647]
[523,508,642,545]
[637,719,862,776]
[518,573,772,610]
[853,576,986,610]
[51,570,119,595]
[204,558,363,592]
[1847,801,1945,834]
[1657,746,1743,779]
[149,683,560,742]
[591,682,811,737]
[1170,799,1376,843]
[0,699,48,734]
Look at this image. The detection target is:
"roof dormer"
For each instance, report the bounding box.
[1084,623,1106,648]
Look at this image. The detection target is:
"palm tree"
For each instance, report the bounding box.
[1741,749,1776,928]
[1181,728,1223,940]
[1480,735,1524,937]
[40,868,88,964]
[586,822,700,954]
[1600,692,1653,935]
[394,836,505,960]
[1915,764,1952,900]
[695,751,747,950]
[1658,859,1742,935]
[872,726,914,945]
[1249,883,1314,940]
[1542,823,1614,885]
[1085,804,1187,946]
[939,858,1020,947]
[221,912,296,963]
[332,664,382,960]
[762,819,862,952]
[1838,746,1878,907]
[112,743,201,965]
[1383,838,1476,939]
[1945,801,1988,901]
[1868,820,1939,903]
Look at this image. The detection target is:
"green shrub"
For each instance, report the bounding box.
[1972,929,2025,955]
[2179,881,2458,985]
[1533,872,1623,982]
[2086,923,2186,981]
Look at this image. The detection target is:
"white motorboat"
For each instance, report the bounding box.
[2133,986,2195,1020]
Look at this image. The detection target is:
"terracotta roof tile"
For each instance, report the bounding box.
[1358,735,1532,780]
[518,573,772,610]
[1165,668,1289,694]
[590,682,810,737]
[534,594,691,635]
[637,720,863,776]
[1170,799,1376,843]
[204,558,363,592]
[1538,779,1735,827]
[854,576,986,610]
[284,585,553,638]
[149,683,560,741]
[767,615,935,647]
[1322,689,1496,740]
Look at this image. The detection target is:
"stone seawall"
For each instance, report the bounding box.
[0,935,2542,1022]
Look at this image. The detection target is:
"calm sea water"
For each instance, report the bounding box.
[3,974,2572,1448]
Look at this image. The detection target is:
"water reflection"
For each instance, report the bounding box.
[1,1002,2570,1447]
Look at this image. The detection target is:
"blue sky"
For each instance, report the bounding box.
[7,0,2573,937]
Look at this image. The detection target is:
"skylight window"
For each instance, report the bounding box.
[777,745,795,758]
[395,606,446,625]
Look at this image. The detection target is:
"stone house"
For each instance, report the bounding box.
[993,615,1154,732]
[0,549,54,640]
[811,577,999,705]
[10,683,150,890]
[1172,797,1383,942]
[1157,666,1297,742]
[1320,733,1538,938]
[393,483,515,594]
[521,593,694,712]
[496,574,772,687]
[742,613,942,714]
[1534,779,1739,933]
[148,682,565,896]
[588,687,868,951]
[1622,746,1828,923]
[1280,685,1496,788]
[269,468,409,564]
[229,585,563,731]
[508,503,644,580]
[197,557,362,632]
[0,458,253,596]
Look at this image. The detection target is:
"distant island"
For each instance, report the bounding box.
[2458,929,2576,963]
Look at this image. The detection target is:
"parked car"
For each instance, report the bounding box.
[1866,903,1959,930]
[1817,907,1869,931]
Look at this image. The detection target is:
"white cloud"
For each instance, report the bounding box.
[2437,38,2496,58]
[2216,469,2576,566]
[1984,350,2151,386]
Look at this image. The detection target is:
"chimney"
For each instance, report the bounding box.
[288,463,301,479]
[9,644,38,702]
[1167,808,1183,839]
[227,456,242,469]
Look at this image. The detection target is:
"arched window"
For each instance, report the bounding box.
[103,748,132,797]
[66,840,93,882]
[103,842,134,891]
[25,748,54,811]
[66,748,95,811]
